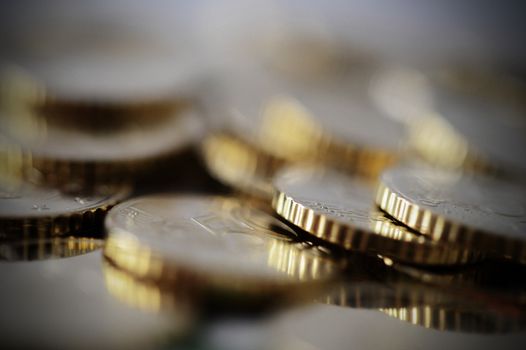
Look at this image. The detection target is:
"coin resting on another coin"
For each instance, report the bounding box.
[272,166,479,265]
[104,195,341,300]
[0,181,129,237]
[376,166,526,263]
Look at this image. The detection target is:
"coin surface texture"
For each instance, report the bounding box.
[272,167,478,265]
[105,195,339,292]
[0,181,129,237]
[376,166,526,262]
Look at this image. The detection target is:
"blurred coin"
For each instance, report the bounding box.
[0,236,103,261]
[104,195,341,302]
[0,180,129,237]
[258,69,406,179]
[272,167,479,265]
[208,62,405,180]
[1,108,205,190]
[0,62,195,133]
[407,70,526,178]
[376,166,526,263]
[0,249,190,349]
[201,132,286,199]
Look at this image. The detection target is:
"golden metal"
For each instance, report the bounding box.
[201,132,287,199]
[0,236,103,260]
[0,109,204,190]
[104,195,341,298]
[380,306,525,333]
[272,167,479,265]
[376,167,526,263]
[0,181,129,237]
[258,89,403,179]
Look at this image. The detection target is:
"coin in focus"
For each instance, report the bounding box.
[104,195,341,307]
[376,166,526,263]
[272,166,479,265]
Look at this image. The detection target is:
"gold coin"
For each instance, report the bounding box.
[1,108,205,190]
[209,62,405,180]
[405,69,526,178]
[0,181,129,237]
[104,195,341,299]
[376,166,526,263]
[201,132,286,199]
[272,167,479,265]
[257,71,406,179]
[0,64,193,133]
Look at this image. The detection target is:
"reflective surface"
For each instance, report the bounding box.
[0,249,188,349]
[105,195,340,286]
[0,236,103,261]
[0,181,127,218]
[273,167,477,265]
[377,166,526,260]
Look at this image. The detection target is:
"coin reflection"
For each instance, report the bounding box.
[0,236,103,261]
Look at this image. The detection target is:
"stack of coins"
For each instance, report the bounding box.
[0,54,205,238]
[2,33,526,348]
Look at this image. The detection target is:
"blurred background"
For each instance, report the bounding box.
[1,1,526,349]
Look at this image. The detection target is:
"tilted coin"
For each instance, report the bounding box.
[0,236,103,261]
[0,181,129,237]
[0,63,194,133]
[257,69,406,179]
[272,167,479,265]
[209,62,405,179]
[201,132,286,199]
[376,166,526,262]
[1,109,205,189]
[104,195,340,299]
[407,70,526,177]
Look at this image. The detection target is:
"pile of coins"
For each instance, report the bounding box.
[1,48,526,348]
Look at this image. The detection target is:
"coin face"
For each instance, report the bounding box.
[105,195,338,283]
[272,167,478,265]
[0,182,128,219]
[0,236,103,261]
[290,75,406,152]
[377,166,526,260]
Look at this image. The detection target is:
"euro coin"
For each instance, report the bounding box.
[104,195,341,300]
[272,167,479,265]
[1,109,205,189]
[0,181,129,237]
[376,166,526,262]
